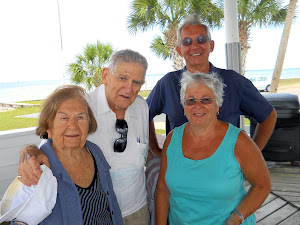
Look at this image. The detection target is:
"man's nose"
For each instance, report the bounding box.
[123,81,133,93]
[191,39,201,48]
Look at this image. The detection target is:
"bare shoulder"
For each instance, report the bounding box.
[234,130,262,165]
[236,131,259,152]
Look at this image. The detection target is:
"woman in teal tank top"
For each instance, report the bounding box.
[156,72,271,225]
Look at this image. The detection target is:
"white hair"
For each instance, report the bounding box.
[180,71,225,107]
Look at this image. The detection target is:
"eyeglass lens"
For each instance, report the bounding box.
[182,35,209,46]
[114,119,128,153]
[184,98,214,106]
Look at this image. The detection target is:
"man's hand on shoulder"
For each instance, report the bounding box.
[17,145,50,187]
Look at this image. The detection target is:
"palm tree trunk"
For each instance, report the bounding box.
[239,22,250,76]
[270,0,297,93]
[166,24,185,70]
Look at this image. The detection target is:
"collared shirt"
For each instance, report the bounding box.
[147,63,274,134]
[87,84,149,217]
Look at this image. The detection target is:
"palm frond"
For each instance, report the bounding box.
[67,41,114,90]
[150,35,171,59]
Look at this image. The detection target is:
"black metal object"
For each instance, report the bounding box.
[249,93,300,162]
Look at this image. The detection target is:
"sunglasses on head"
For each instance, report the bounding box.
[181,35,209,46]
[184,98,214,106]
[114,119,128,153]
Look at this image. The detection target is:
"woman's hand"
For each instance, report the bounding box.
[17,145,50,186]
[225,212,242,225]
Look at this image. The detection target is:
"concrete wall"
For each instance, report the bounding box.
[0,127,40,199]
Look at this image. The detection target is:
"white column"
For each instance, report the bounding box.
[224,0,241,74]
[224,0,245,130]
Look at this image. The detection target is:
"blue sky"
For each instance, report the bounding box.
[0,0,299,82]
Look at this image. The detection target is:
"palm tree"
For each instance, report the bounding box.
[128,0,288,76]
[68,41,113,91]
[270,0,297,93]
[128,0,223,70]
[237,0,288,75]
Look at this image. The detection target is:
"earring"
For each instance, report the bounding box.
[216,111,219,115]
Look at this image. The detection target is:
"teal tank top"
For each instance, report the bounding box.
[165,123,256,225]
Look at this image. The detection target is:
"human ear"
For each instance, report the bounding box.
[210,40,215,52]
[102,67,109,86]
[46,129,52,138]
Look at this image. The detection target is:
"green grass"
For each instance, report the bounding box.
[0,100,42,131]
[16,100,43,105]
[244,118,250,125]
[279,78,300,86]
[0,107,41,131]
[139,90,151,98]
[155,129,166,135]
[1,78,298,132]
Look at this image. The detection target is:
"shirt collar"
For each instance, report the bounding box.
[182,62,219,76]
[209,62,220,74]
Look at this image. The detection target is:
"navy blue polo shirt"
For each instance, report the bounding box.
[146,63,274,135]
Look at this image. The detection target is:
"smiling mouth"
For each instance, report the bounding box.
[194,113,205,116]
[191,53,202,56]
[65,135,79,138]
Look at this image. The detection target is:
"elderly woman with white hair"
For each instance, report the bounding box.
[0,85,123,225]
[156,71,271,225]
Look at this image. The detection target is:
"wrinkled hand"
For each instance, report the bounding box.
[225,213,242,225]
[17,145,50,187]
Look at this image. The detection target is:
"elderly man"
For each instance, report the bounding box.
[18,49,150,225]
[147,15,277,156]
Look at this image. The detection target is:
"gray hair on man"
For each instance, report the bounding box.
[180,71,225,107]
[108,49,148,75]
[177,14,212,46]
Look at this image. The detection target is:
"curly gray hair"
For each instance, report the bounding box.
[180,71,225,107]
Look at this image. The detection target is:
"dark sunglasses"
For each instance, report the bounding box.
[181,35,209,46]
[114,119,128,153]
[184,98,214,106]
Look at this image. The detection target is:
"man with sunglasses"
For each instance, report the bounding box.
[147,14,277,156]
[17,49,151,225]
[145,14,277,224]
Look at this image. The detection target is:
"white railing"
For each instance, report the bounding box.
[0,127,40,199]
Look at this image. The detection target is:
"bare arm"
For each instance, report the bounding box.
[17,145,50,186]
[149,120,162,157]
[155,132,172,225]
[226,131,271,225]
[252,109,277,150]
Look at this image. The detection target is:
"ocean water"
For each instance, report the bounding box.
[244,68,300,79]
[0,68,299,103]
